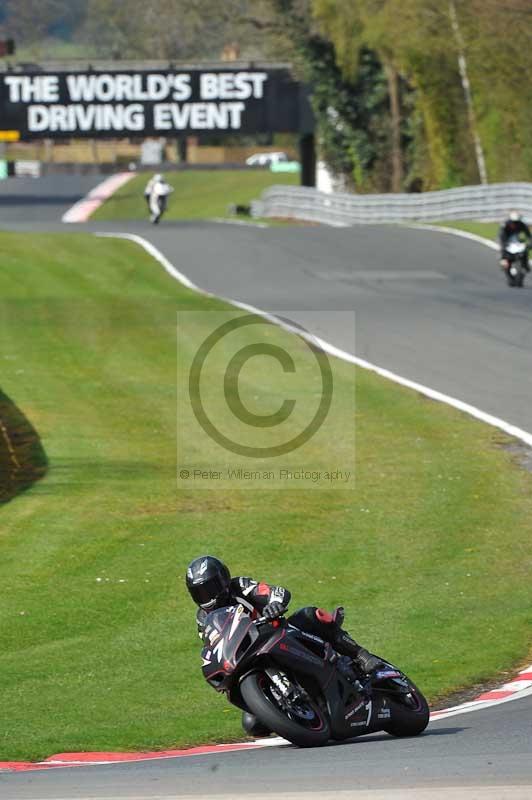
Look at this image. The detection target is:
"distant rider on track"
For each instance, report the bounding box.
[499,211,531,272]
[143,173,173,224]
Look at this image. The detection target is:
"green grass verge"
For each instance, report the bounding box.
[432,221,499,241]
[91,169,299,222]
[1,231,532,761]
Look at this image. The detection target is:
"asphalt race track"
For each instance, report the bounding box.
[0,174,105,223]
[2,696,532,799]
[1,178,532,799]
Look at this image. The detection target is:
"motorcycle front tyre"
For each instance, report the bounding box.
[240,671,330,748]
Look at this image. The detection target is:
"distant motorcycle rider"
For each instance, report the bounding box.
[499,211,531,272]
[143,173,173,223]
[186,555,384,676]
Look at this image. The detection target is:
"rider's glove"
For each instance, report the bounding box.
[262,601,285,621]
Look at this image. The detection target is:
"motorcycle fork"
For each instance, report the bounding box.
[264,667,305,702]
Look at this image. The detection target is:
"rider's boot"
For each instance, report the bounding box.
[333,630,384,675]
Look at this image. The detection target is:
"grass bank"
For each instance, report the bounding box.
[1,231,532,761]
[91,169,298,222]
[433,221,498,240]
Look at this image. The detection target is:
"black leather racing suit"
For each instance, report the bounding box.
[196,577,290,633]
[196,576,381,673]
[500,219,531,271]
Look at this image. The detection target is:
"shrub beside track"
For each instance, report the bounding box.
[1,230,532,761]
[0,389,47,504]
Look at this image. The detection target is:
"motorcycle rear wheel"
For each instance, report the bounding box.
[384,678,429,737]
[240,671,330,748]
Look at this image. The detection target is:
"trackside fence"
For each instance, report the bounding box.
[251,182,532,225]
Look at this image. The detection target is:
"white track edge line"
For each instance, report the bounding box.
[403,222,500,251]
[96,232,199,290]
[430,682,532,721]
[210,217,269,228]
[94,227,532,729]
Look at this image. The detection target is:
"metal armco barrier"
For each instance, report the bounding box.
[251,182,532,225]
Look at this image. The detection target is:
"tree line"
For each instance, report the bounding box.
[2,0,531,191]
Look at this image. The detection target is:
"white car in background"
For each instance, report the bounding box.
[245,151,289,166]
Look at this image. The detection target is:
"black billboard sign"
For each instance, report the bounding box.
[0,68,313,140]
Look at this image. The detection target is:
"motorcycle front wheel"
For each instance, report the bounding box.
[240,671,330,748]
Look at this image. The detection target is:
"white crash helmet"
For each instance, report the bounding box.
[509,210,522,222]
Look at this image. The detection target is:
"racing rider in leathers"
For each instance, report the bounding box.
[143,173,173,223]
[186,555,384,733]
[499,211,531,272]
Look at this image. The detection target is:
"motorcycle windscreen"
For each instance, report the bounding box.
[506,236,526,254]
[201,605,258,679]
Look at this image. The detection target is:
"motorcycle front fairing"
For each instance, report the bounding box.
[201,605,260,691]
[505,235,527,260]
[507,234,527,248]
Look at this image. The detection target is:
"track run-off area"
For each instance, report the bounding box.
[1,176,532,798]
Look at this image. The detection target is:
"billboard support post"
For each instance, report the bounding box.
[177,137,188,163]
[299,133,316,187]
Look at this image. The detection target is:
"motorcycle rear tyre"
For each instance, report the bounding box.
[384,679,429,737]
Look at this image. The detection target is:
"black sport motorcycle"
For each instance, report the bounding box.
[201,604,429,748]
[501,235,530,288]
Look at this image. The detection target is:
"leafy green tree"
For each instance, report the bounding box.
[81,0,252,60]
[4,0,87,45]
[312,0,485,188]
[314,0,409,190]
[448,0,532,182]
[258,0,394,191]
